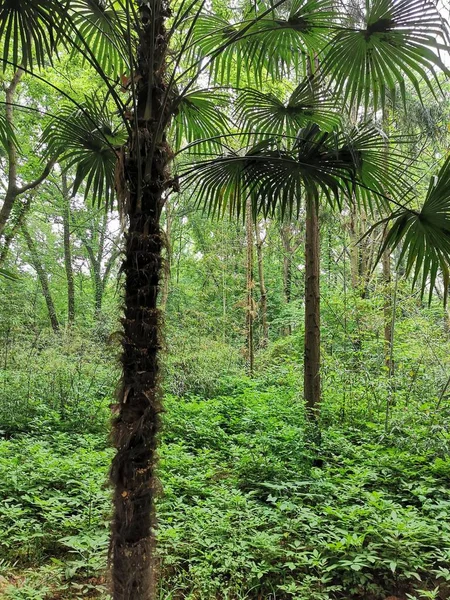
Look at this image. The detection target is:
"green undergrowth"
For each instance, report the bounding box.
[1,380,450,600]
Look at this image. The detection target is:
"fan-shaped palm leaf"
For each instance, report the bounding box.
[381,154,450,304]
[171,89,230,153]
[182,123,409,219]
[68,0,129,76]
[191,0,337,85]
[235,75,340,139]
[0,0,68,70]
[324,0,450,114]
[42,96,126,207]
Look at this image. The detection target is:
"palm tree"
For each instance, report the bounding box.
[1,0,450,598]
[185,0,450,418]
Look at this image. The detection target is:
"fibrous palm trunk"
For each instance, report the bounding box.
[109,1,172,598]
[304,193,320,419]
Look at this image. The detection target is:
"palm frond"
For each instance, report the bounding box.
[334,124,414,214]
[0,0,68,70]
[190,0,337,85]
[42,95,126,207]
[381,154,450,304]
[235,75,341,139]
[324,0,450,114]
[172,90,230,153]
[182,123,410,219]
[68,0,129,76]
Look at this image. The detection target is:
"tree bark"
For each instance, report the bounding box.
[0,68,54,238]
[255,219,268,347]
[382,243,393,375]
[304,193,320,419]
[21,225,60,333]
[0,194,33,266]
[348,205,360,291]
[109,1,173,598]
[61,173,75,324]
[160,197,172,310]
[80,211,120,319]
[281,222,293,336]
[245,198,254,376]
[0,69,23,238]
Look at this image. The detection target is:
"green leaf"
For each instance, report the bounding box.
[323,0,450,114]
[381,154,450,305]
[172,89,230,153]
[42,95,126,208]
[191,0,337,85]
[0,0,68,70]
[182,123,409,221]
[235,74,341,140]
[68,0,129,76]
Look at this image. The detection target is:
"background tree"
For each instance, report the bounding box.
[2,1,450,599]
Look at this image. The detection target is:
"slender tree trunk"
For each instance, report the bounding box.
[348,205,360,290]
[0,68,53,238]
[94,269,104,316]
[255,219,268,347]
[0,69,23,238]
[304,193,320,419]
[161,197,172,310]
[359,209,370,297]
[0,194,33,266]
[382,242,393,374]
[109,2,173,598]
[61,173,75,325]
[21,225,59,333]
[96,210,109,313]
[246,199,254,376]
[81,211,118,319]
[281,222,292,336]
[382,111,394,376]
[83,241,106,318]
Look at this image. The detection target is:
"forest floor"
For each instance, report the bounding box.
[1,371,450,600]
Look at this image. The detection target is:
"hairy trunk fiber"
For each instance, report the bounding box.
[255,219,268,347]
[304,193,320,419]
[109,1,172,598]
[21,225,59,333]
[62,173,75,325]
